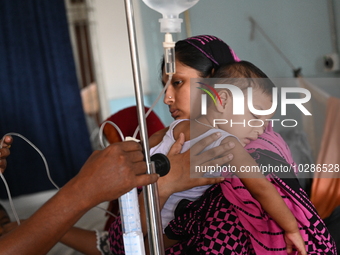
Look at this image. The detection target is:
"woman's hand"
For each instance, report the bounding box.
[158,132,235,198]
[284,231,307,255]
[0,135,13,173]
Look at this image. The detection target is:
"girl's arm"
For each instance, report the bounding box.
[221,137,306,255]
[3,221,102,255]
[59,228,100,255]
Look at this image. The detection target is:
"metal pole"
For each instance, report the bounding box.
[123,1,165,254]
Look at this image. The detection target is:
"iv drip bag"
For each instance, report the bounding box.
[142,0,199,33]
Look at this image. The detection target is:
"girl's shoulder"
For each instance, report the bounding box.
[172,119,190,142]
[149,127,169,147]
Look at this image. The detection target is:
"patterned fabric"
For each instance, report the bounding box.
[108,126,337,254]
[165,185,255,255]
[164,150,337,255]
[108,216,124,254]
[95,230,113,255]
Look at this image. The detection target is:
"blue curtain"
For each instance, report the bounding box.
[0,0,93,197]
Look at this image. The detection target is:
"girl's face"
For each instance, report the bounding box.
[162,61,201,120]
[217,88,274,147]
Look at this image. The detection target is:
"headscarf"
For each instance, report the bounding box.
[183,35,240,68]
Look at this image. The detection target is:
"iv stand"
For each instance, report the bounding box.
[123,1,165,254]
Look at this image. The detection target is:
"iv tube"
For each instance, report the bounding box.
[163,33,176,75]
[142,0,200,33]
[121,1,200,254]
[132,74,172,139]
[132,33,174,138]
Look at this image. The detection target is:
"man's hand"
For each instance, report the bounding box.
[0,135,13,173]
[0,140,158,255]
[72,141,159,206]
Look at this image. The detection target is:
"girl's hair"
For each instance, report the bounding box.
[173,40,214,77]
[161,35,239,78]
[212,60,275,95]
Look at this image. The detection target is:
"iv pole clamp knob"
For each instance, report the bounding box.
[151,153,171,177]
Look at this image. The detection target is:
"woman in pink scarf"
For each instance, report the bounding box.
[109,35,336,255]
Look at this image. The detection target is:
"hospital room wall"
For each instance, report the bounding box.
[186,0,340,78]
[138,0,340,130]
[94,0,340,128]
[88,0,177,123]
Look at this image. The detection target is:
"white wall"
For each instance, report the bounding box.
[188,0,340,78]
[87,0,150,120]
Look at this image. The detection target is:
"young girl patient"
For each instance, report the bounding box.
[150,60,307,254]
